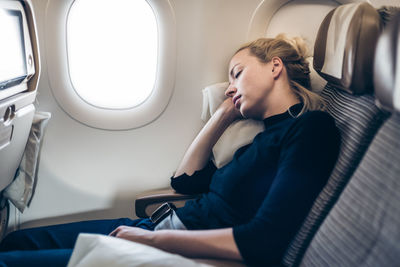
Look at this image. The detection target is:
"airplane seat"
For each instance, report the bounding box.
[0,0,40,238]
[299,11,400,266]
[281,3,390,266]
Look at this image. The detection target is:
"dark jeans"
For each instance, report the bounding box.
[0,217,154,267]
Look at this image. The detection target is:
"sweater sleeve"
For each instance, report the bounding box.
[233,112,340,266]
[170,161,217,194]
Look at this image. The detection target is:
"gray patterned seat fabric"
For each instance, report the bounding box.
[300,114,400,266]
[282,84,389,267]
[298,10,400,267]
[282,3,386,266]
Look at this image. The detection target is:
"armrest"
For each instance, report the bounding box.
[135,188,199,218]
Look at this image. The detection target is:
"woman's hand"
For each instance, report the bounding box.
[216,97,243,124]
[109,226,155,246]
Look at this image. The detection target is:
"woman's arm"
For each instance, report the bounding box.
[110,226,242,261]
[174,98,241,177]
[155,228,242,260]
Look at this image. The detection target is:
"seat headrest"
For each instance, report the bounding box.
[374,12,400,112]
[313,3,382,94]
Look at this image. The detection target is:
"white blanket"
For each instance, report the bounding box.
[68,233,213,267]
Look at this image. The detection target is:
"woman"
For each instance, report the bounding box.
[0,35,340,266]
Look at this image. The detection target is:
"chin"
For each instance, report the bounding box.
[240,103,261,120]
[240,108,256,120]
[239,107,249,119]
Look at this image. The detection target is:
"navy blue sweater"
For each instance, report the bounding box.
[171,104,340,266]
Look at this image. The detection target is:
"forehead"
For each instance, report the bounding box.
[229,48,262,72]
[229,49,251,69]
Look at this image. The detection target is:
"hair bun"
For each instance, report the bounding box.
[275,34,310,59]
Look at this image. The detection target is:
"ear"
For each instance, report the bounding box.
[271,56,284,79]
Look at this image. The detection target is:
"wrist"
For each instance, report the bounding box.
[144,230,158,247]
[214,107,238,127]
[151,230,172,251]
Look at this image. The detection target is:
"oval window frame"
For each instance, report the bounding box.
[45,0,176,130]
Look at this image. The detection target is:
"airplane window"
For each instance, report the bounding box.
[46,0,175,129]
[67,0,157,109]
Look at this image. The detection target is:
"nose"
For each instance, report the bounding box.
[225,84,236,97]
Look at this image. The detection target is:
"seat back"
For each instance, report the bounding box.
[282,3,388,266]
[299,12,400,266]
[0,0,39,193]
[0,0,40,238]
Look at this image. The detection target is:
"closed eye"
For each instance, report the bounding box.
[235,70,242,79]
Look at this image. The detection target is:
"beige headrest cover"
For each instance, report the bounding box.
[374,12,400,112]
[314,3,382,94]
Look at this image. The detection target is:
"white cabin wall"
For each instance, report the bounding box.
[12,0,262,229]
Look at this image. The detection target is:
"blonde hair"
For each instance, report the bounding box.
[236,34,325,115]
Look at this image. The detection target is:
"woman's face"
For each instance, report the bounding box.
[226,49,275,119]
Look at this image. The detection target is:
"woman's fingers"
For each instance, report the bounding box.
[109,226,154,246]
[109,225,125,236]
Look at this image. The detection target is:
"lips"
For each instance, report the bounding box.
[233,95,241,109]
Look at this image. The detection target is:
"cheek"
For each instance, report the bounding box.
[238,74,254,94]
